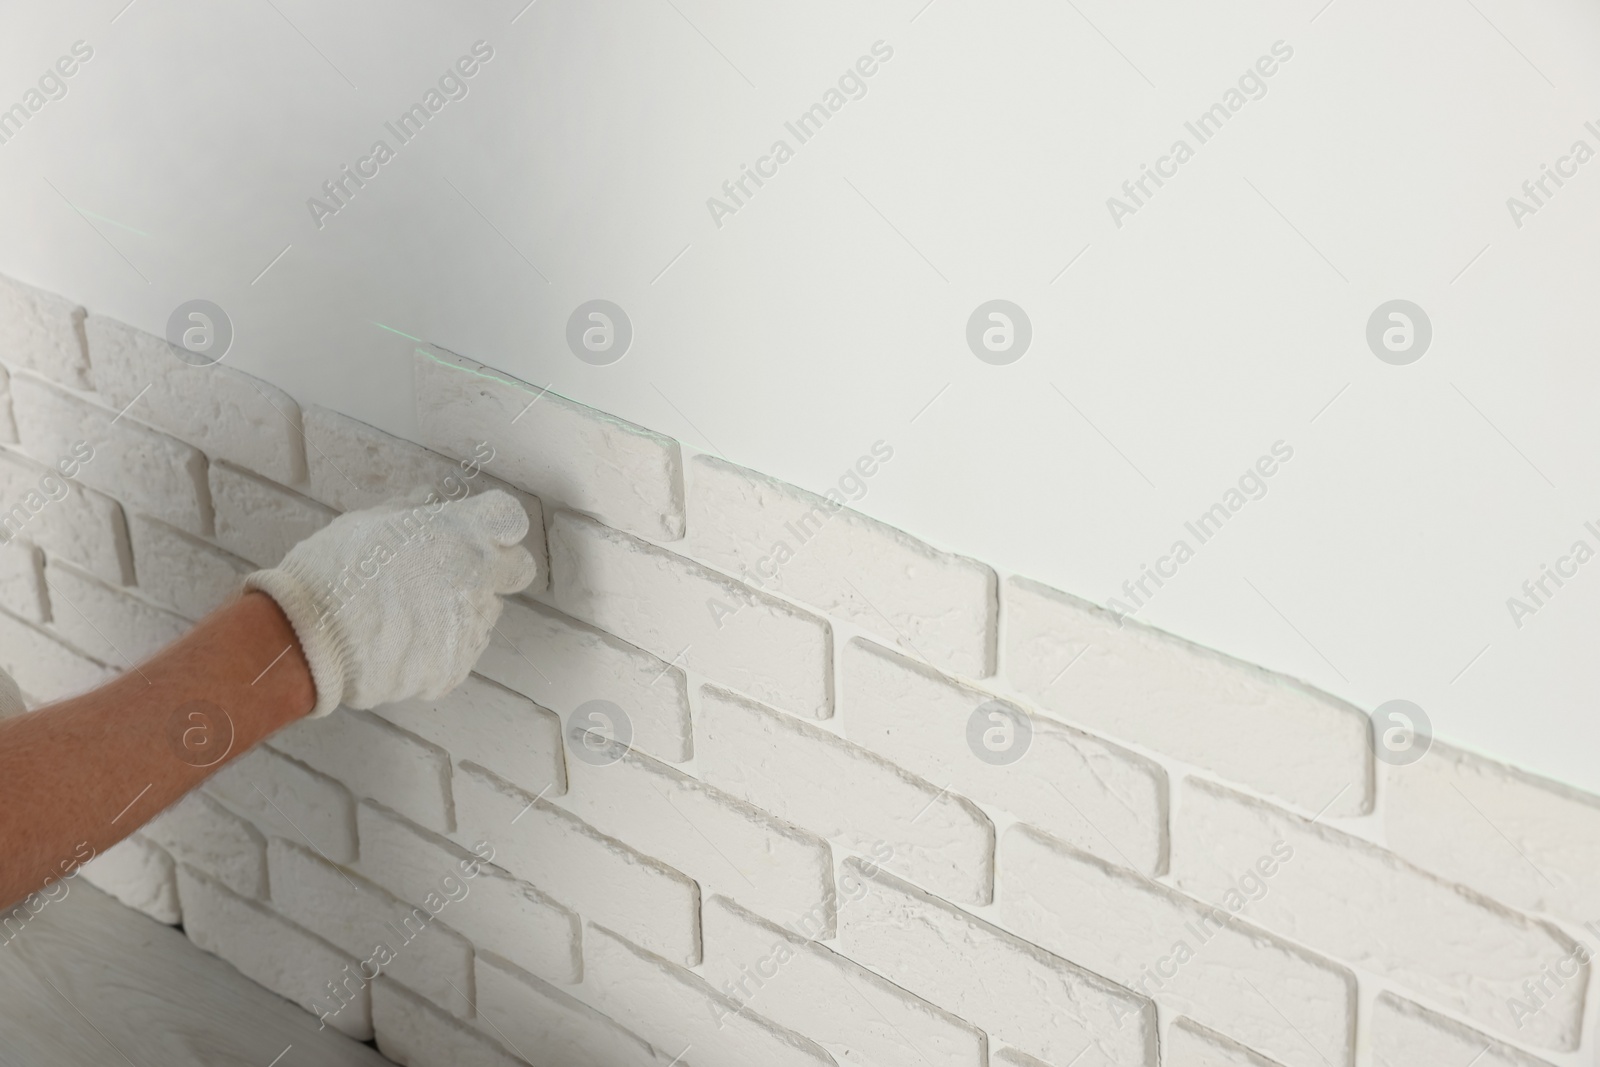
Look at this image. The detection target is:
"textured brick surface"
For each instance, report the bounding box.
[689,453,995,676]
[303,404,467,512]
[86,314,307,485]
[1006,576,1371,817]
[0,273,90,387]
[43,557,188,666]
[143,791,268,899]
[12,372,212,534]
[78,832,180,925]
[452,760,701,966]
[271,707,453,834]
[577,924,835,1067]
[702,895,985,1067]
[989,1051,1051,1067]
[475,596,691,764]
[844,637,1166,876]
[550,510,832,719]
[0,363,16,443]
[357,801,580,985]
[269,838,475,1019]
[1371,992,1555,1067]
[998,824,1350,1067]
[204,745,358,864]
[0,540,46,622]
[0,605,113,702]
[374,978,524,1067]
[0,444,131,584]
[699,683,993,906]
[127,513,249,619]
[1386,741,1600,928]
[1173,779,1584,1050]
[376,671,566,800]
[415,346,684,540]
[209,460,335,567]
[1169,1018,1289,1067]
[475,952,663,1067]
[837,859,1153,1067]
[177,864,372,1040]
[563,747,833,932]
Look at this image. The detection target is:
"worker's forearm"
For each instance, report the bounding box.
[0,591,314,909]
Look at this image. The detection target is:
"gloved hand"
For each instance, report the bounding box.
[245,488,539,718]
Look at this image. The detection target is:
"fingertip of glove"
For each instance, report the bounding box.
[467,488,531,546]
[493,543,540,594]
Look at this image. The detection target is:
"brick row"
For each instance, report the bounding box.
[1172,778,1582,1050]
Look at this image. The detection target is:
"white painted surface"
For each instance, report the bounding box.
[1,1,1596,790]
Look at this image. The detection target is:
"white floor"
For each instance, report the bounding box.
[0,882,389,1067]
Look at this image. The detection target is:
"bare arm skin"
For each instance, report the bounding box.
[0,591,315,909]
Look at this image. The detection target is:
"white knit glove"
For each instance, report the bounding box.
[245,488,539,718]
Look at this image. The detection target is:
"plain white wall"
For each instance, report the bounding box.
[3,0,1599,792]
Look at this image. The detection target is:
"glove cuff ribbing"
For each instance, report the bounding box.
[245,568,349,719]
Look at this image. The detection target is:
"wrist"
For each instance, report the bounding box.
[243,568,348,719]
[238,592,318,721]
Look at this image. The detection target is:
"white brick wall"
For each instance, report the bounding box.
[373,978,521,1067]
[698,682,994,906]
[1172,779,1584,1051]
[701,894,985,1067]
[143,790,268,899]
[85,314,307,486]
[415,346,685,541]
[1371,993,1557,1067]
[11,371,213,535]
[0,273,90,387]
[209,459,335,566]
[561,747,833,932]
[177,864,374,1040]
[0,603,113,702]
[837,858,1154,1066]
[474,951,663,1067]
[550,511,832,720]
[126,513,249,619]
[0,365,15,443]
[78,832,180,924]
[0,540,46,622]
[375,671,567,800]
[687,454,995,677]
[451,760,702,966]
[997,824,1350,1067]
[475,596,692,764]
[0,444,132,584]
[576,922,834,1067]
[1006,576,1372,818]
[843,637,1166,876]
[1385,741,1600,929]
[356,801,580,985]
[42,556,188,666]
[204,744,359,864]
[11,288,1600,1067]
[269,837,476,1019]
[271,706,454,834]
[1169,1018,1289,1067]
